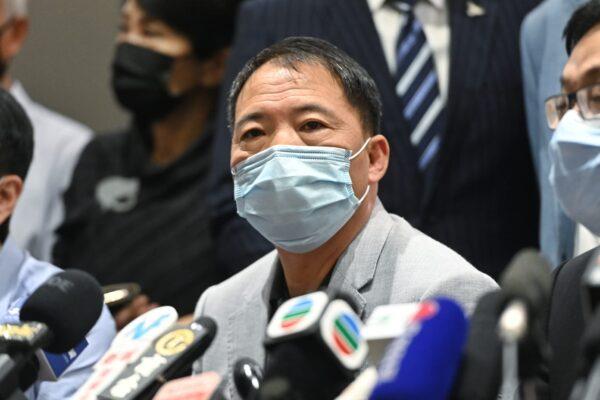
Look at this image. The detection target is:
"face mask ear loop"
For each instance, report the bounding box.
[357,184,371,204]
[349,137,372,161]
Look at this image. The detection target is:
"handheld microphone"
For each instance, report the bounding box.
[259,291,368,400]
[335,366,378,400]
[581,248,600,320]
[497,249,552,399]
[103,283,142,313]
[362,303,421,366]
[368,298,468,400]
[233,358,263,400]
[0,270,104,398]
[74,306,179,400]
[450,290,507,400]
[152,372,227,400]
[97,316,217,400]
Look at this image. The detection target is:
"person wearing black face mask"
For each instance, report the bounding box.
[53,0,241,328]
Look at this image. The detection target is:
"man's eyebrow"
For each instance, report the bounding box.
[235,112,265,131]
[292,104,340,121]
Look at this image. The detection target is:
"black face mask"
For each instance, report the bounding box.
[111,43,182,122]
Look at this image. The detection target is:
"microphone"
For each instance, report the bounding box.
[368,298,468,400]
[152,372,227,400]
[103,283,142,313]
[0,270,104,398]
[233,358,263,400]
[581,248,600,320]
[497,249,552,399]
[362,303,421,366]
[450,290,508,400]
[259,291,368,400]
[74,306,179,400]
[97,316,217,400]
[335,366,378,400]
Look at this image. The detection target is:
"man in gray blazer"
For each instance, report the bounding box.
[194,37,498,399]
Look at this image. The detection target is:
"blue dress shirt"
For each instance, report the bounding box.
[0,237,115,399]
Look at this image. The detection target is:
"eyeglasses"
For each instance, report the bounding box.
[545,83,600,129]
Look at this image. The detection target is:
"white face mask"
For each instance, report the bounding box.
[549,110,600,235]
[232,139,371,253]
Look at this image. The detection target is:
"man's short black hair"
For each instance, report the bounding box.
[228,36,383,135]
[138,0,242,60]
[0,88,34,242]
[564,0,600,55]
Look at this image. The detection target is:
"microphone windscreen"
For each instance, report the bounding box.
[370,298,468,400]
[451,290,507,400]
[20,270,104,353]
[500,249,552,317]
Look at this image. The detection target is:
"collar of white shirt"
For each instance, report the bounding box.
[367,0,445,11]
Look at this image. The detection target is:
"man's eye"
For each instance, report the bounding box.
[241,129,264,141]
[301,121,325,131]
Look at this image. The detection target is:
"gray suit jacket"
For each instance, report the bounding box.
[193,200,498,399]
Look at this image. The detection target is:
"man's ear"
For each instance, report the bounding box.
[196,47,230,88]
[1,17,29,63]
[367,134,389,184]
[0,175,24,226]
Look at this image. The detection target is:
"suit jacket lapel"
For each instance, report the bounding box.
[423,0,499,207]
[329,200,395,319]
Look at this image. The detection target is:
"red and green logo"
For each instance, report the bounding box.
[281,298,313,329]
[332,313,361,356]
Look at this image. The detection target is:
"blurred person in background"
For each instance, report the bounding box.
[209,0,541,281]
[0,0,93,261]
[521,0,587,268]
[53,0,240,328]
[0,87,114,399]
[540,2,600,398]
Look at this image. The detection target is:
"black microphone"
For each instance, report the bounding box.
[258,291,368,400]
[0,270,104,398]
[97,317,217,400]
[581,248,600,320]
[497,249,552,398]
[233,358,263,400]
[451,290,508,400]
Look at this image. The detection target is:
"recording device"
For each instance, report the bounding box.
[369,298,468,400]
[258,291,368,400]
[450,290,507,400]
[233,358,263,400]
[334,366,378,400]
[498,249,552,399]
[103,283,142,313]
[152,372,227,400]
[0,270,104,399]
[74,306,179,400]
[97,317,217,400]
[362,303,420,366]
[581,248,600,320]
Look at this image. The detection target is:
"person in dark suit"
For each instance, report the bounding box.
[210,0,541,280]
[544,2,600,398]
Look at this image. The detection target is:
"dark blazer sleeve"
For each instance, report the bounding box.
[209,0,275,276]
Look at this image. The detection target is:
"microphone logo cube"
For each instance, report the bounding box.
[320,300,368,371]
[267,291,329,339]
[155,329,194,356]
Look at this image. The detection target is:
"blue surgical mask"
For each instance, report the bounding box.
[549,109,600,235]
[232,139,371,253]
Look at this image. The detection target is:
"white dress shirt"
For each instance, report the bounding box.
[9,82,92,262]
[368,0,450,100]
[574,224,600,258]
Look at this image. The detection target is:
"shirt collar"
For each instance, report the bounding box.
[9,81,33,109]
[368,0,445,11]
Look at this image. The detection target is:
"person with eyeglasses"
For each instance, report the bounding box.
[521,0,587,269]
[543,2,600,399]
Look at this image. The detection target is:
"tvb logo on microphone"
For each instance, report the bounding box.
[267,292,330,338]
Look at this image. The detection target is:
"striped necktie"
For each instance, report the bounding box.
[392,0,445,173]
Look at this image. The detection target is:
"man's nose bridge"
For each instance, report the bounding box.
[269,125,304,147]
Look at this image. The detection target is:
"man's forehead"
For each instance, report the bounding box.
[237,61,342,104]
[563,25,600,90]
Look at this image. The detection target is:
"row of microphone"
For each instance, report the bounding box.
[3,247,600,400]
